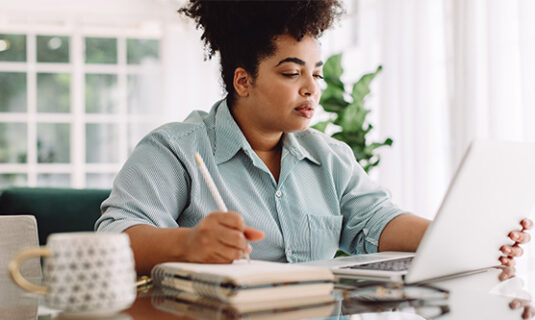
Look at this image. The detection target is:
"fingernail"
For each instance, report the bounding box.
[505,248,511,254]
[512,233,519,240]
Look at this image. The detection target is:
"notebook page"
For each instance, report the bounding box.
[159,259,333,285]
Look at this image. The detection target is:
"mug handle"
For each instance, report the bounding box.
[8,247,52,294]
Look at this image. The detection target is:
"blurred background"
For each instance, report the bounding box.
[0,0,534,281]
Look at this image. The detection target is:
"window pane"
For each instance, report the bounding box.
[86,173,115,189]
[0,174,27,188]
[85,74,118,113]
[0,123,27,163]
[0,72,26,112]
[85,37,117,64]
[37,173,70,187]
[37,35,69,63]
[127,74,162,114]
[37,123,70,163]
[0,34,26,62]
[86,123,119,163]
[37,73,70,113]
[128,123,156,153]
[127,38,159,65]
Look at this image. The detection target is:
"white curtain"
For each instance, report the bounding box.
[338,0,451,219]
[349,0,535,289]
[448,0,535,152]
[447,0,535,281]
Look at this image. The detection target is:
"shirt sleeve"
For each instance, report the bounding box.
[335,144,406,254]
[94,129,191,233]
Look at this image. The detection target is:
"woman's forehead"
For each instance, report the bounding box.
[267,34,322,67]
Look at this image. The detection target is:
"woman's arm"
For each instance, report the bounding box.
[125,211,265,275]
[377,214,431,252]
[124,224,192,275]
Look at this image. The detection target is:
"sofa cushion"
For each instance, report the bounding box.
[0,188,110,245]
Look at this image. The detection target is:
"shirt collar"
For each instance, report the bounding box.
[283,132,321,166]
[213,99,321,166]
[214,99,255,164]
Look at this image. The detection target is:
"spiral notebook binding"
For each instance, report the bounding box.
[151,265,166,286]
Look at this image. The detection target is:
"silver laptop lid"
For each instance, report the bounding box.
[405,140,535,283]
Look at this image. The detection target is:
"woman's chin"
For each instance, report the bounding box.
[284,122,311,133]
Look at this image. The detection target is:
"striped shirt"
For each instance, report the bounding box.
[95,99,405,262]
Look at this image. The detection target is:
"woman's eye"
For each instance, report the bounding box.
[282,73,324,80]
[282,73,299,78]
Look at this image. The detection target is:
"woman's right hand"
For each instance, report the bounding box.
[183,211,265,263]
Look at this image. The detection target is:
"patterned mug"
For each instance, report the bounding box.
[9,232,136,316]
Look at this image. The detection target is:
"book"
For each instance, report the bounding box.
[152,287,336,320]
[151,259,334,304]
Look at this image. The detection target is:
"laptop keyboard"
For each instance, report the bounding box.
[342,257,414,272]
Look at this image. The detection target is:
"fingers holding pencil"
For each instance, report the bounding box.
[184,211,264,264]
[244,226,265,241]
[194,152,264,263]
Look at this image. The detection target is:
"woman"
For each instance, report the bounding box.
[95,0,530,278]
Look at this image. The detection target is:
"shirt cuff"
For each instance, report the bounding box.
[363,210,408,253]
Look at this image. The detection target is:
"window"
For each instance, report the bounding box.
[0,31,163,189]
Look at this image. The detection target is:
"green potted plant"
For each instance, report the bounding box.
[313,53,392,173]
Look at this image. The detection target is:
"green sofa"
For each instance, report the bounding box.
[0,187,111,245]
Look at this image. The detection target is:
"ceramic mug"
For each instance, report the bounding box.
[9,232,136,316]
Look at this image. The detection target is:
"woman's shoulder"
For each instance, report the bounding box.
[148,110,212,141]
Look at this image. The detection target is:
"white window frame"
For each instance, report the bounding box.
[0,21,165,188]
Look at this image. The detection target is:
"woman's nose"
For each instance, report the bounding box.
[299,76,319,97]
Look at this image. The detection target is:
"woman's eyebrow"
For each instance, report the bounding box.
[275,57,324,68]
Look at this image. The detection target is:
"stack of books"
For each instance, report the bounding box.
[151,259,336,319]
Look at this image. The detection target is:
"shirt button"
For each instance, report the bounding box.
[286,249,292,256]
[275,190,282,198]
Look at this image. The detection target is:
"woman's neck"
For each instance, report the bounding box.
[229,100,283,182]
[229,102,283,152]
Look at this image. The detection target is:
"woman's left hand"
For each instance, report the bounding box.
[510,299,535,319]
[498,219,533,281]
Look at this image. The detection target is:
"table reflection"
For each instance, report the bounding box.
[1,267,534,319]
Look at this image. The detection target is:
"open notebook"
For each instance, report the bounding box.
[151,259,334,304]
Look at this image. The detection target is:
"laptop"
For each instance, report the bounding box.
[304,140,535,284]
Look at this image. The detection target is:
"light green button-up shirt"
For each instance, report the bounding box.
[96,99,405,262]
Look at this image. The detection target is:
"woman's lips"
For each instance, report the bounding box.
[294,104,315,119]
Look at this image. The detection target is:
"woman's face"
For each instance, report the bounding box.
[242,34,323,134]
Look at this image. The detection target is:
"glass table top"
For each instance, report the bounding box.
[2,268,534,320]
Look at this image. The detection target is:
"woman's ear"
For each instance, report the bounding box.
[233,67,251,97]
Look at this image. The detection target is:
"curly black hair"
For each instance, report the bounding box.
[179,0,344,106]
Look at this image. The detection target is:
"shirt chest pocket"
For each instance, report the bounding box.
[306,214,343,261]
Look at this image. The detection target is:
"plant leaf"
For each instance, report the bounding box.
[325,78,345,91]
[311,57,392,174]
[311,120,331,133]
[351,65,382,105]
[333,131,365,146]
[339,101,369,133]
[320,86,348,113]
[323,53,344,80]
[323,54,345,93]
